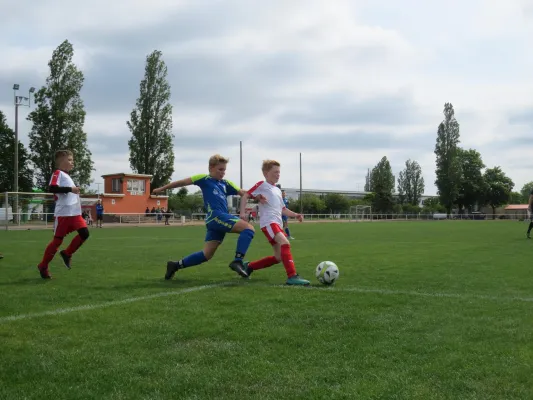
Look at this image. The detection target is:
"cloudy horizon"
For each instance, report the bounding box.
[2,0,532,195]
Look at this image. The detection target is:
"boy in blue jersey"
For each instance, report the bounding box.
[278,187,294,239]
[95,199,104,228]
[152,154,259,280]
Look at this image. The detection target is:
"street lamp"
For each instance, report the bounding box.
[13,84,35,223]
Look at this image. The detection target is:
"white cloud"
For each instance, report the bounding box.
[1,0,533,195]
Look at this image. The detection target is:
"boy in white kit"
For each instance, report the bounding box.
[37,150,90,279]
[239,160,310,285]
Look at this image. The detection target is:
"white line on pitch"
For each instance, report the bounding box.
[265,284,533,303]
[0,282,235,324]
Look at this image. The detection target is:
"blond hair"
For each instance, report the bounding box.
[209,154,229,168]
[55,150,73,165]
[262,159,280,172]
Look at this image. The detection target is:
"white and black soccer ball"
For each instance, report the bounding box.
[315,261,339,285]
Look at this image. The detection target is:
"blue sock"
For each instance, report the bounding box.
[181,251,208,268]
[235,229,254,260]
[285,227,291,237]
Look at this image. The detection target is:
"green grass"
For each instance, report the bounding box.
[1,221,532,399]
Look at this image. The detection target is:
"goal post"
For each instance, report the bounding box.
[349,205,372,222]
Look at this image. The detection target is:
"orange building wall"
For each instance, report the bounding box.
[101,195,168,214]
[100,175,167,214]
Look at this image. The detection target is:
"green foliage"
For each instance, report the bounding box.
[509,192,523,204]
[422,197,446,213]
[483,166,514,218]
[397,159,425,206]
[520,182,533,203]
[435,102,461,215]
[0,110,33,193]
[456,148,486,212]
[293,194,326,214]
[370,156,395,212]
[401,203,422,214]
[323,193,350,213]
[27,40,94,190]
[127,50,175,191]
[168,191,204,213]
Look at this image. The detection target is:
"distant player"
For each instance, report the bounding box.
[279,187,295,239]
[247,211,255,223]
[527,188,533,239]
[0,253,3,260]
[37,150,90,279]
[239,160,310,286]
[95,199,104,228]
[152,154,261,280]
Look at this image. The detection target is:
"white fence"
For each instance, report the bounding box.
[1,211,525,231]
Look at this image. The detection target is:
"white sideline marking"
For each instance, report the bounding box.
[267,284,533,303]
[0,282,234,324]
[3,282,532,325]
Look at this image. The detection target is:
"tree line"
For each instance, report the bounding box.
[362,103,528,217]
[0,40,174,195]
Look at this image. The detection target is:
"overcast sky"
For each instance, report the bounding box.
[1,0,532,195]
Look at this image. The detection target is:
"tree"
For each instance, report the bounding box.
[483,167,514,218]
[323,193,350,213]
[168,191,203,214]
[177,187,188,199]
[509,192,522,204]
[298,194,326,214]
[0,110,33,193]
[27,40,94,190]
[127,50,175,191]
[520,182,533,203]
[435,102,461,216]
[397,159,425,206]
[364,168,372,192]
[370,156,395,213]
[455,148,486,213]
[421,197,446,213]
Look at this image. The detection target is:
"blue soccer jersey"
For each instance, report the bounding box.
[191,174,240,215]
[96,204,104,215]
[283,197,289,208]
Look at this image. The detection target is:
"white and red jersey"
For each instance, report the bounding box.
[247,181,285,228]
[50,170,82,217]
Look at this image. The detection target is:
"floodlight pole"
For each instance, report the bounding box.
[95,182,103,199]
[13,84,35,224]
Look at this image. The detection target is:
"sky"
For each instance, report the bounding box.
[1,0,532,195]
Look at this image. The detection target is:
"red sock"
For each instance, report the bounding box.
[280,244,296,278]
[248,256,278,270]
[64,234,85,256]
[38,237,63,268]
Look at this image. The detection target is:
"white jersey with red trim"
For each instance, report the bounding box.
[247,181,285,228]
[50,170,82,217]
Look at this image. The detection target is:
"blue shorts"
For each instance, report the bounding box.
[205,212,239,243]
[282,215,288,222]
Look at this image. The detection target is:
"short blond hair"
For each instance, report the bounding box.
[262,159,280,172]
[55,150,73,165]
[209,154,229,168]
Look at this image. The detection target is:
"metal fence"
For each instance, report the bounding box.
[1,211,526,231]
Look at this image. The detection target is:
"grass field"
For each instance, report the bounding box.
[1,220,532,400]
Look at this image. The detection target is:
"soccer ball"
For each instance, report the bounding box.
[315,261,339,285]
